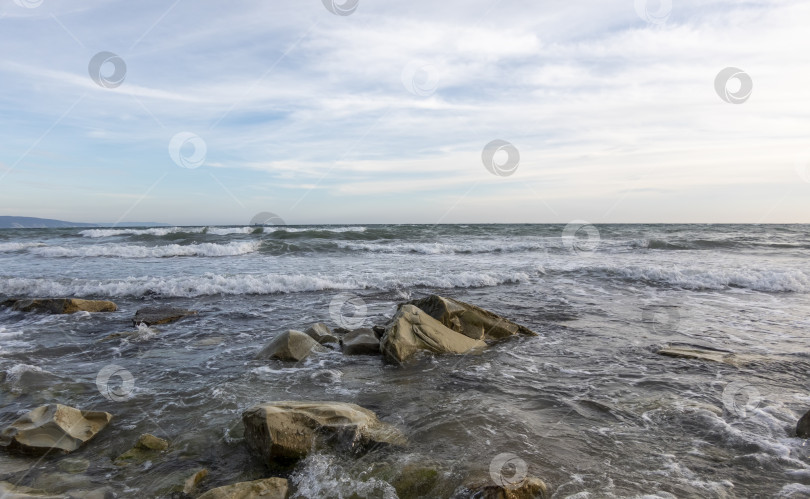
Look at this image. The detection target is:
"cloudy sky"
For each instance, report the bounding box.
[0,0,808,225]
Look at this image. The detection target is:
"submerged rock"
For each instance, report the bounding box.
[0,481,63,498]
[115,433,169,465]
[408,295,537,340]
[341,328,380,355]
[797,410,810,438]
[3,298,117,314]
[56,457,91,474]
[32,471,94,494]
[242,401,406,463]
[256,330,326,362]
[657,344,771,367]
[197,477,289,499]
[304,322,339,345]
[458,477,548,499]
[380,304,487,363]
[133,306,197,326]
[0,404,112,456]
[183,468,209,495]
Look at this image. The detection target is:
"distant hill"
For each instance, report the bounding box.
[0,216,169,229]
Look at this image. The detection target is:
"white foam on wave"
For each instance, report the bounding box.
[337,239,549,254]
[290,453,397,499]
[593,264,810,293]
[272,226,367,233]
[0,270,530,298]
[29,241,261,258]
[204,227,257,235]
[0,242,45,252]
[79,227,206,237]
[79,226,367,237]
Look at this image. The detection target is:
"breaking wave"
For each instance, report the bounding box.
[0,271,530,298]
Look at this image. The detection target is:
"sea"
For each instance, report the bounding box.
[0,223,809,498]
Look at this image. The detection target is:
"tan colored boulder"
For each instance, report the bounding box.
[115,433,169,464]
[341,328,380,355]
[409,295,536,340]
[183,468,209,494]
[5,298,117,314]
[133,306,197,326]
[304,323,339,345]
[0,404,112,456]
[242,401,406,463]
[461,477,548,499]
[257,330,325,362]
[197,477,289,499]
[380,305,487,363]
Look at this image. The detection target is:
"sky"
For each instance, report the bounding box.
[0,0,809,225]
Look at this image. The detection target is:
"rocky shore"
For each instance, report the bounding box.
[2,293,808,498]
[0,294,549,498]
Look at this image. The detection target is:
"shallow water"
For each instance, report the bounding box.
[1,224,809,498]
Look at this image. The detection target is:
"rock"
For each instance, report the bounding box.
[133,306,197,326]
[458,477,548,499]
[63,488,115,499]
[115,433,169,464]
[197,477,289,499]
[0,481,63,498]
[380,304,487,363]
[341,328,380,355]
[32,471,93,494]
[56,457,90,474]
[408,295,537,340]
[184,468,209,494]
[372,325,386,339]
[2,364,61,395]
[256,330,325,362]
[391,465,440,498]
[657,344,770,367]
[304,323,339,345]
[242,401,406,463]
[3,298,117,314]
[0,404,112,456]
[797,410,810,438]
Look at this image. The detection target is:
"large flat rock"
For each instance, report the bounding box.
[0,404,112,456]
[197,477,289,499]
[408,295,536,340]
[3,298,117,314]
[242,401,406,463]
[381,304,487,363]
[133,306,197,326]
[657,344,772,367]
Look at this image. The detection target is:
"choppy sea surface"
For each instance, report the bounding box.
[1,223,809,498]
